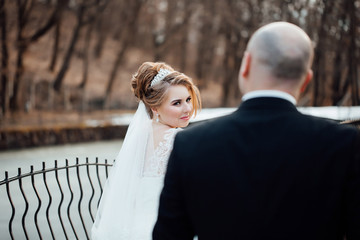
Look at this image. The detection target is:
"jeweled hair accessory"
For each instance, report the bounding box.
[150,68,172,87]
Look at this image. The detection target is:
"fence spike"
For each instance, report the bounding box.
[43,162,55,239]
[31,164,43,239]
[18,168,29,240]
[76,158,89,239]
[5,170,15,240]
[66,159,79,240]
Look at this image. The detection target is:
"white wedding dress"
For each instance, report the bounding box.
[92,102,181,240]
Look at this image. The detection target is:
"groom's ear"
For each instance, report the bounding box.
[241,52,251,78]
[300,69,313,93]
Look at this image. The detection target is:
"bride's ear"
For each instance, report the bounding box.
[151,107,158,116]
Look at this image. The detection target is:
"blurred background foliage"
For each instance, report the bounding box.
[0,0,359,117]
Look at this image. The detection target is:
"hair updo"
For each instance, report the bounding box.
[131,62,201,119]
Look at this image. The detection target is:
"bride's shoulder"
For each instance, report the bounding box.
[164,127,182,139]
[169,127,183,133]
[152,124,181,146]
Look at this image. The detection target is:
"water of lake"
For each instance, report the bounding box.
[0,140,123,177]
[0,140,123,240]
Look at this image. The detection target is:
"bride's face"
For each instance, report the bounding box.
[155,85,193,128]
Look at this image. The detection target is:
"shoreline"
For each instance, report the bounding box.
[0,124,128,150]
[1,106,359,150]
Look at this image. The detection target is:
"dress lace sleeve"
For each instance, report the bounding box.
[142,128,181,177]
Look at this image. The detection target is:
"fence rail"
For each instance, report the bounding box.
[0,157,113,240]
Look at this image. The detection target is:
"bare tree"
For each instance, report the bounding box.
[53,0,108,92]
[330,0,350,105]
[3,0,360,112]
[78,23,93,89]
[48,1,66,71]
[0,0,9,115]
[309,0,331,106]
[53,1,85,92]
[9,0,67,111]
[151,0,190,62]
[219,0,257,106]
[177,0,195,72]
[103,0,144,108]
[93,9,108,58]
[347,0,359,105]
[194,0,218,90]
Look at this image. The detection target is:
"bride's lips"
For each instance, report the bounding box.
[180,116,190,121]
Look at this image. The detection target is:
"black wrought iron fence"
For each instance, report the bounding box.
[0,157,113,240]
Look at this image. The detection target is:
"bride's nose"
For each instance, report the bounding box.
[183,101,192,113]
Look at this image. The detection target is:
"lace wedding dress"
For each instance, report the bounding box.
[92,102,181,240]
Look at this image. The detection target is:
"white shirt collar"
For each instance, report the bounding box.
[242,90,297,105]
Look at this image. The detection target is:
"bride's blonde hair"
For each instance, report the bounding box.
[131,62,201,119]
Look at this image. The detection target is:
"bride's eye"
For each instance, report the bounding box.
[173,101,181,106]
[186,97,192,102]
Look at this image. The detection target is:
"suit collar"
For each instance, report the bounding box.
[237,97,299,113]
[242,90,297,105]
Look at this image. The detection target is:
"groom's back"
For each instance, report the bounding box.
[171,103,360,240]
[153,21,360,240]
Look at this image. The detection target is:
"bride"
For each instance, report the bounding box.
[92,62,201,240]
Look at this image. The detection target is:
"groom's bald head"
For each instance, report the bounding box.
[239,22,314,98]
[247,22,313,80]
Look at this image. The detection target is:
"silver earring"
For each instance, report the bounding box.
[156,113,159,122]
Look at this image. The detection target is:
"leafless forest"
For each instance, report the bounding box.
[0,0,359,116]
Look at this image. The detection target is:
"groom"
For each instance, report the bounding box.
[153,22,360,239]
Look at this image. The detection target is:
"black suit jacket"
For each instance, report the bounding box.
[153,97,360,240]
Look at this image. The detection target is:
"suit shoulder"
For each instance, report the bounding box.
[300,113,360,143]
[179,113,236,138]
[303,114,358,130]
[174,113,240,154]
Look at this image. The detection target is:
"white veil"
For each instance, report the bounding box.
[92,101,153,239]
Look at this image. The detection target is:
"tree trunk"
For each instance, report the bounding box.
[312,0,331,106]
[103,0,143,108]
[153,0,181,62]
[9,0,29,111]
[331,2,347,106]
[79,23,93,89]
[103,40,129,108]
[53,5,85,92]
[0,0,9,115]
[221,27,233,107]
[179,28,188,72]
[10,0,65,110]
[49,16,61,71]
[94,14,106,58]
[331,49,344,105]
[348,0,359,105]
[48,0,68,71]
[178,0,194,72]
[195,22,209,87]
[195,1,217,90]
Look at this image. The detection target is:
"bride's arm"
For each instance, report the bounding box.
[153,135,195,240]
